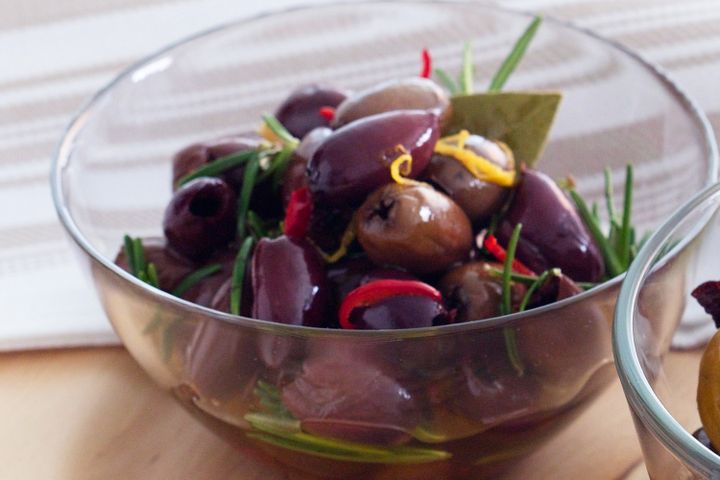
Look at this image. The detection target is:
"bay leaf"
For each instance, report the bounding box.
[445,91,562,166]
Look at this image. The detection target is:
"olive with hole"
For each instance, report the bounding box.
[332,77,450,128]
[275,84,348,138]
[425,135,514,225]
[308,110,439,206]
[163,177,236,262]
[496,168,605,282]
[356,183,472,274]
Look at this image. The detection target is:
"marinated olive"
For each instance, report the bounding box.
[281,127,332,206]
[308,110,439,206]
[332,77,450,128]
[163,177,236,261]
[698,330,720,450]
[356,183,472,274]
[172,134,262,189]
[327,255,415,303]
[425,135,513,225]
[251,236,329,327]
[440,261,525,322]
[275,84,348,138]
[346,294,450,330]
[496,168,605,282]
[114,237,195,291]
[282,353,418,444]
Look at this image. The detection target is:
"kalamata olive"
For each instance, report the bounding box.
[307,204,355,252]
[332,77,450,128]
[440,261,526,322]
[693,428,718,453]
[308,110,439,206]
[251,236,329,327]
[114,236,195,291]
[496,168,605,282]
[327,255,415,301]
[425,135,513,225]
[346,294,450,330]
[172,133,262,189]
[185,318,259,404]
[282,353,418,444]
[281,127,332,206]
[163,177,236,261]
[356,183,472,274]
[275,84,348,138]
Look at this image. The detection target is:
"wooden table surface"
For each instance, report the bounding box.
[0,347,703,479]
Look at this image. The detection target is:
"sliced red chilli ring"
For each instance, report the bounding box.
[284,187,313,239]
[483,233,535,276]
[319,106,336,122]
[339,279,443,329]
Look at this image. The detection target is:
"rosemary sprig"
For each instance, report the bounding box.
[171,263,222,297]
[246,210,267,240]
[619,164,634,267]
[230,237,254,315]
[518,268,557,312]
[176,149,261,187]
[499,223,525,376]
[237,155,260,240]
[123,235,159,288]
[485,266,596,290]
[488,16,542,92]
[459,42,474,95]
[262,113,299,148]
[569,190,624,278]
[433,68,459,95]
[500,223,523,315]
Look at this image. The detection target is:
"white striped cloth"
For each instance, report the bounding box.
[1,0,719,351]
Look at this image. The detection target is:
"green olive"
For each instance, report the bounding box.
[425,135,514,225]
[332,77,451,128]
[356,183,472,274]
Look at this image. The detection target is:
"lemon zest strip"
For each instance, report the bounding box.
[434,130,516,187]
[389,146,426,187]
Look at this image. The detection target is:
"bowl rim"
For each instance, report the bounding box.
[614,182,720,475]
[50,0,719,338]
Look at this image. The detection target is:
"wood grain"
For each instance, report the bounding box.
[0,348,701,479]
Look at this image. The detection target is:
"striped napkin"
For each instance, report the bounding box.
[2,0,719,351]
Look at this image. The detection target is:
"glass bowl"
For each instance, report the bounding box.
[51,2,717,478]
[615,183,720,479]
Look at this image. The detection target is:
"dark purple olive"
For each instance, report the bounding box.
[251,236,329,327]
[332,77,450,128]
[425,135,513,225]
[114,236,194,291]
[308,110,439,206]
[356,183,472,274]
[440,261,526,322]
[281,127,332,206]
[347,295,450,330]
[163,177,236,261]
[172,133,262,190]
[185,318,259,404]
[282,353,418,444]
[275,84,348,138]
[327,255,416,302]
[496,169,605,282]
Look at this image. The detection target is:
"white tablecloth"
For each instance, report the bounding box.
[2,0,719,350]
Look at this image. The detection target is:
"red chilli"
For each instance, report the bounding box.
[284,187,313,239]
[420,48,432,78]
[483,234,536,276]
[319,106,336,122]
[339,279,442,329]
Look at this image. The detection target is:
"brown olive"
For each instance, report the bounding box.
[274,84,348,138]
[440,261,526,322]
[356,183,472,274]
[332,77,450,128]
[425,135,514,225]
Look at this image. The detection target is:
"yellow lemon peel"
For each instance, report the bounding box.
[320,224,356,264]
[434,130,516,187]
[389,146,426,187]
